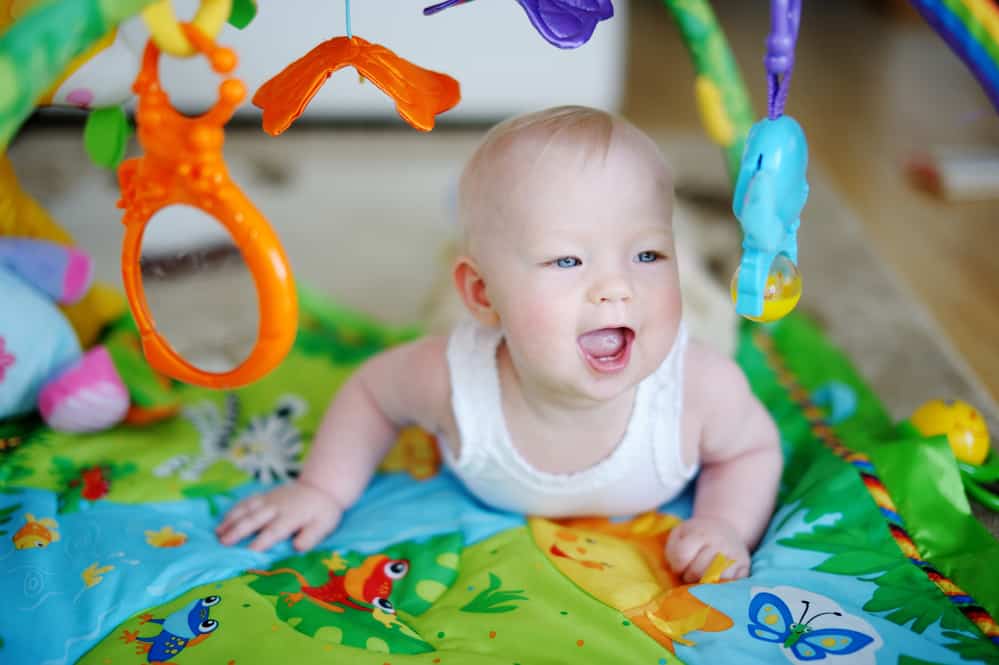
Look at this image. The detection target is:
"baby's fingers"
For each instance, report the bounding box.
[292,515,338,552]
[218,504,277,546]
[681,545,722,584]
[665,526,704,570]
[249,514,303,552]
[216,495,265,534]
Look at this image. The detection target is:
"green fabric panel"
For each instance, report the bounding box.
[868,436,999,621]
[742,314,999,629]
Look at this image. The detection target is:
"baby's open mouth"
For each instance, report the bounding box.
[577,327,635,374]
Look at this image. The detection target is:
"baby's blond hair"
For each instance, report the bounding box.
[457,106,671,256]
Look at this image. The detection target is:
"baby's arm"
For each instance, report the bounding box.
[216,335,451,551]
[666,342,782,582]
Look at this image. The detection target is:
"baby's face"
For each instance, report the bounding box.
[475,136,682,403]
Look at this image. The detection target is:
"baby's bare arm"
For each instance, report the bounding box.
[688,342,781,546]
[667,342,781,581]
[300,335,452,507]
[217,335,451,551]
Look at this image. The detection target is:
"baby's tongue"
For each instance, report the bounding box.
[578,328,626,358]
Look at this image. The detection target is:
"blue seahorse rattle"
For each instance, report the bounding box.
[731,116,809,320]
[731,0,810,322]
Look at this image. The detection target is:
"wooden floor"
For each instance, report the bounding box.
[620,0,999,402]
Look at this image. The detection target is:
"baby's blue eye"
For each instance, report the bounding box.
[636,251,660,263]
[554,257,581,268]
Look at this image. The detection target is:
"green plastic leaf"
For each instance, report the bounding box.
[228,0,257,29]
[83,106,131,169]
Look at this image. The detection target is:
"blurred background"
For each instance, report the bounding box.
[8,0,998,427]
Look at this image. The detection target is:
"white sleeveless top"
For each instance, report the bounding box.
[440,318,697,517]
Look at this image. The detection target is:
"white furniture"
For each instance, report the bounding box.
[76,0,629,253]
[156,0,629,122]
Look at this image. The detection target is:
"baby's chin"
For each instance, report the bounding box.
[559,347,661,404]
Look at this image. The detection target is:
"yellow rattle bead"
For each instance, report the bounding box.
[141,0,232,57]
[730,254,802,323]
[911,399,991,465]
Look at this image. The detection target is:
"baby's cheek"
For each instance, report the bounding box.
[657,282,684,321]
[506,302,575,370]
[508,290,566,335]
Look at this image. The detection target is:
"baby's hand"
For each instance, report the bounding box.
[216,481,343,552]
[665,516,751,583]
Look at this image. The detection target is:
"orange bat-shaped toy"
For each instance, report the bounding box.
[253,35,460,134]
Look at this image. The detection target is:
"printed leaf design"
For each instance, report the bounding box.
[898,657,949,665]
[0,502,21,536]
[0,464,31,493]
[736,320,988,654]
[50,458,137,513]
[460,573,528,614]
[181,483,235,518]
[778,473,968,637]
[939,630,999,665]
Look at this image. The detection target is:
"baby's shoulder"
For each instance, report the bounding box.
[399,334,452,396]
[374,334,454,426]
[399,334,460,453]
[681,339,752,417]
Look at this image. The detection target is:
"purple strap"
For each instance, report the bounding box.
[765,0,800,120]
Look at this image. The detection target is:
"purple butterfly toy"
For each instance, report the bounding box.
[423,0,614,49]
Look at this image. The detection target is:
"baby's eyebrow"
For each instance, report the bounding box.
[523,242,580,258]
[630,227,674,244]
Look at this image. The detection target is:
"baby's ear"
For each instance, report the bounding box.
[452,257,499,327]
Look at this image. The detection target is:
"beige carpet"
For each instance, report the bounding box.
[9,125,998,533]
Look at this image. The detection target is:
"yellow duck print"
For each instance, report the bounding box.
[145,526,188,548]
[12,513,60,549]
[82,562,114,588]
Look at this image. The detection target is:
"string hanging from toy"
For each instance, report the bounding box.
[345,0,352,39]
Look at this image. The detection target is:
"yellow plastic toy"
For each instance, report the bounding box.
[141,0,231,57]
[911,399,991,465]
[729,254,802,324]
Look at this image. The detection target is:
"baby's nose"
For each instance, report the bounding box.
[588,277,632,304]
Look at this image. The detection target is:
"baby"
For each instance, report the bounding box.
[217,106,782,582]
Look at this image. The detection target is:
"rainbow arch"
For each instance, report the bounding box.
[908,0,999,112]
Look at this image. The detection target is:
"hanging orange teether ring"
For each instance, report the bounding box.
[253,35,461,134]
[117,24,298,389]
[141,0,232,57]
